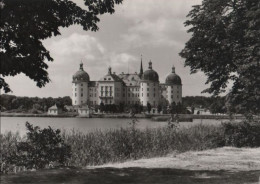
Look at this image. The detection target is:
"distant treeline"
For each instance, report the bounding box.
[0,94,72,113]
[0,95,227,114]
[182,96,226,114]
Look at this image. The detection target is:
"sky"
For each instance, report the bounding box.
[2,0,214,98]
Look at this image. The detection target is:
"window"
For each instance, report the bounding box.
[138,94,139,97]
[108,78,111,80]
[142,93,143,97]
[101,86,104,90]
[147,88,149,91]
[75,88,77,91]
[128,94,130,97]
[104,78,107,80]
[171,95,173,99]
[81,101,83,104]
[75,101,76,104]
[81,88,83,91]
[147,93,149,97]
[81,93,83,97]
[81,84,83,86]
[75,93,77,97]
[154,93,155,97]
[154,88,155,91]
[132,94,134,97]
[147,83,149,86]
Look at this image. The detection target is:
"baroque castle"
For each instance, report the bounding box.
[72,59,182,108]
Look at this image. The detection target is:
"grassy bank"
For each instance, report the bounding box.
[1,120,260,173]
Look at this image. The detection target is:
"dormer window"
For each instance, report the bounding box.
[108,78,111,80]
[104,78,107,80]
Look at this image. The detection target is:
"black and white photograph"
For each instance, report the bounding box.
[0,0,260,183]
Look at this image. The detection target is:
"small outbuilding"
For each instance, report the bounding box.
[77,106,93,117]
[48,104,62,115]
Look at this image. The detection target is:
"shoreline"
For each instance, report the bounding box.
[91,147,260,171]
[0,112,245,120]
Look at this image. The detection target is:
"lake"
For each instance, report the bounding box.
[1,117,227,136]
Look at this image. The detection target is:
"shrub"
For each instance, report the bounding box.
[0,132,21,173]
[13,122,71,169]
[223,121,260,147]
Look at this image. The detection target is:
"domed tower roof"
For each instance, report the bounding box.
[142,60,159,82]
[165,65,182,85]
[73,62,90,82]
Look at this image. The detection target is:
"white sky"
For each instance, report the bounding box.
[3,0,214,98]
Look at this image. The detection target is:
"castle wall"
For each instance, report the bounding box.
[140,81,160,107]
[72,81,88,106]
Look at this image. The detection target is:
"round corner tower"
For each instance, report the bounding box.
[72,62,89,106]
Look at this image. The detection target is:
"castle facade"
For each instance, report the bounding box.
[72,59,182,108]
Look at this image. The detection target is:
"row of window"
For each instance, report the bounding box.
[141,83,157,86]
[74,93,83,97]
[141,101,157,106]
[166,95,180,99]
[101,86,113,91]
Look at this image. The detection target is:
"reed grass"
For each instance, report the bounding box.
[0,122,225,172]
[62,124,223,167]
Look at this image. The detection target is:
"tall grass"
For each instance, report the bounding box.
[62,124,223,167]
[2,120,260,173]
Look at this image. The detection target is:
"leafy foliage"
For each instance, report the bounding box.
[223,121,260,147]
[0,0,123,92]
[180,0,260,115]
[0,94,71,112]
[13,122,71,169]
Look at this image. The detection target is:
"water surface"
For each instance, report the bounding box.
[1,117,226,136]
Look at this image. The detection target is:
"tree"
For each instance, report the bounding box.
[100,102,105,112]
[147,102,152,113]
[180,0,260,115]
[14,122,71,169]
[0,0,123,93]
[170,102,176,114]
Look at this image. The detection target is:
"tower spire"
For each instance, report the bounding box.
[172,64,175,73]
[139,54,143,76]
[148,60,152,69]
[108,66,112,74]
[80,61,83,70]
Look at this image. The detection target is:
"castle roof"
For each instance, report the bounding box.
[73,63,90,82]
[118,73,141,86]
[165,65,182,85]
[141,61,159,82]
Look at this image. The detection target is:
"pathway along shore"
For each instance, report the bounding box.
[91,147,260,171]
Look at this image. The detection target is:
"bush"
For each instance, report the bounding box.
[0,132,21,173]
[12,122,71,170]
[223,121,260,147]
